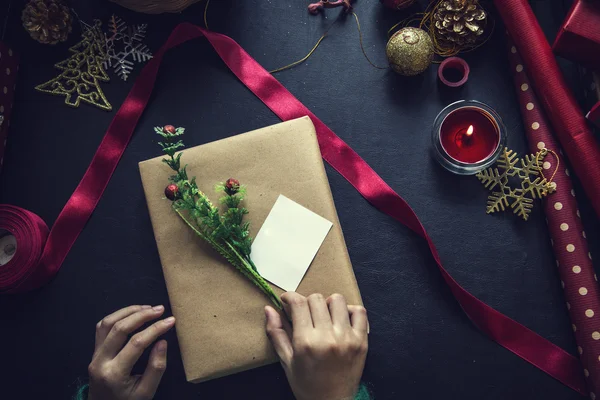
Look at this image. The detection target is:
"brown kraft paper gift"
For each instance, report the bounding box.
[138,116,362,383]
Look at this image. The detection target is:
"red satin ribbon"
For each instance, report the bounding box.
[0,23,586,394]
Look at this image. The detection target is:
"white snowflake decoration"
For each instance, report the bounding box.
[103,16,153,81]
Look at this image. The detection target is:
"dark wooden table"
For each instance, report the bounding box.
[1,0,598,399]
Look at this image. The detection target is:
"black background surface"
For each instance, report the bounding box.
[1,0,599,399]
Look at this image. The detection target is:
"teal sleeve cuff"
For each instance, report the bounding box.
[355,383,373,400]
[73,382,367,399]
[73,384,89,400]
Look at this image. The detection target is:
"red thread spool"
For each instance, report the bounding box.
[438,57,470,88]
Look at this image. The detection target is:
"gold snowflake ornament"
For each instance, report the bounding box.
[476,147,556,221]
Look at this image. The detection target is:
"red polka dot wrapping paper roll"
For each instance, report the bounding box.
[0,41,19,175]
[508,37,600,398]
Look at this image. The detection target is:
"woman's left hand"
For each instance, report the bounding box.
[87,305,175,400]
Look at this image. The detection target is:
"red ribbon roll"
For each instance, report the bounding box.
[0,22,587,394]
[0,205,49,293]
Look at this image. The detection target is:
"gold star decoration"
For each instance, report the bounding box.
[476,147,556,220]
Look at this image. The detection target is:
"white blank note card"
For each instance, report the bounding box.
[252,195,333,292]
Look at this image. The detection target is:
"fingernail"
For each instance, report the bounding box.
[156,340,167,353]
[153,305,164,311]
[264,306,272,321]
[141,305,152,309]
[164,316,175,325]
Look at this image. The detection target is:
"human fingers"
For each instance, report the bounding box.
[265,306,293,366]
[95,305,152,350]
[99,305,165,359]
[347,305,369,336]
[281,292,313,332]
[115,316,176,373]
[307,293,332,329]
[326,294,351,329]
[135,340,168,400]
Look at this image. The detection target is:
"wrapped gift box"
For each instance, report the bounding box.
[583,70,600,127]
[139,117,362,383]
[0,41,18,174]
[552,0,600,69]
[588,101,600,127]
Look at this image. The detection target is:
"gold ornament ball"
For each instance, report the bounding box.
[386,27,434,76]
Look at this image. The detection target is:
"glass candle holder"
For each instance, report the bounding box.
[432,100,507,175]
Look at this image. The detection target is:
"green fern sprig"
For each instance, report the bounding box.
[157,126,281,310]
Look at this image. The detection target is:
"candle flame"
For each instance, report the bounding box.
[466,125,474,136]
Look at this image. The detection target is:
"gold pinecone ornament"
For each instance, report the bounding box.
[22,0,73,45]
[433,0,486,46]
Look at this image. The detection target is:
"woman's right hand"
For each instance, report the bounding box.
[265,292,369,400]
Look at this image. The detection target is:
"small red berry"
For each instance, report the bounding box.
[225,178,240,195]
[165,184,179,201]
[163,125,176,134]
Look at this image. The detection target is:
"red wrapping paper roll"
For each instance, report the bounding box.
[494,0,600,219]
[0,42,19,174]
[508,38,600,398]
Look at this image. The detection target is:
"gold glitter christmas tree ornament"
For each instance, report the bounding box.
[476,147,557,221]
[35,20,112,111]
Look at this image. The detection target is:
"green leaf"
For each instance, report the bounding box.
[174,152,182,170]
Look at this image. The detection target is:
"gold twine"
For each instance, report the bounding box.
[204,0,210,30]
[352,12,387,70]
[203,0,387,74]
[202,0,494,73]
[537,148,560,184]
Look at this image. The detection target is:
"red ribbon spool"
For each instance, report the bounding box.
[0,205,50,293]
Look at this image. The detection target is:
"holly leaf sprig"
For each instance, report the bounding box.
[156,125,282,310]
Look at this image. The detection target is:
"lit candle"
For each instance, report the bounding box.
[432,100,507,174]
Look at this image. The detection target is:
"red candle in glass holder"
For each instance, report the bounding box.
[440,107,500,164]
[433,101,506,174]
